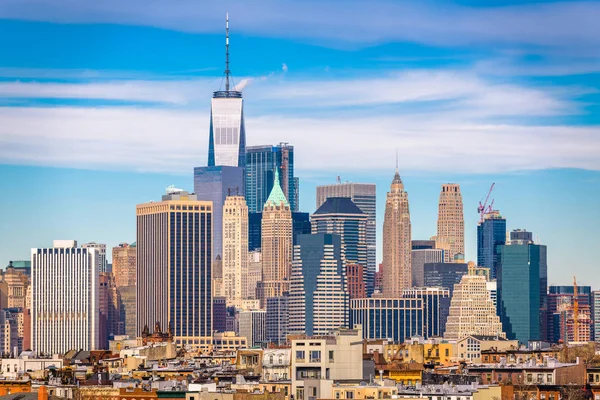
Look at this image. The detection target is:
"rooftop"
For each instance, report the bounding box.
[313,197,364,216]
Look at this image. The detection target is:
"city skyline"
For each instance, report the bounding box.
[1,2,599,287]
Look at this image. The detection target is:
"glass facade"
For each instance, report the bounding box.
[248,212,311,252]
[423,262,469,297]
[477,214,506,279]
[208,94,246,167]
[266,295,289,345]
[245,144,298,213]
[350,298,424,342]
[498,243,547,344]
[193,166,244,260]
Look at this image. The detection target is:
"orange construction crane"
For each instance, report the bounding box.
[478,183,495,223]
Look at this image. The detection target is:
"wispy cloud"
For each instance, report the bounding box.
[2,0,600,53]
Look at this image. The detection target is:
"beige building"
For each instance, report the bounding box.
[436,183,464,262]
[444,274,505,340]
[136,189,212,348]
[290,325,364,400]
[223,195,249,308]
[258,169,293,307]
[382,170,412,296]
[244,250,262,300]
[112,243,136,288]
[456,335,518,363]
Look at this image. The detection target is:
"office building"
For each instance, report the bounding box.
[382,169,411,296]
[208,15,245,168]
[248,211,311,252]
[444,274,505,340]
[311,197,367,296]
[593,291,600,343]
[222,195,248,308]
[194,166,245,262]
[498,230,547,344]
[213,297,227,333]
[31,240,99,354]
[136,190,212,348]
[266,294,289,345]
[350,298,423,342]
[82,242,107,273]
[289,233,348,336]
[99,272,121,348]
[316,182,376,296]
[0,309,21,355]
[257,169,293,307]
[238,310,266,347]
[112,242,136,288]
[477,210,506,279]
[402,287,451,338]
[118,286,136,338]
[374,263,383,293]
[0,262,29,310]
[436,184,464,262]
[423,262,469,297]
[244,250,262,300]
[411,248,444,287]
[246,143,299,213]
[346,263,366,299]
[412,240,436,250]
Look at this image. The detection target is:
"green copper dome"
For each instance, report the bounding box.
[264,168,289,208]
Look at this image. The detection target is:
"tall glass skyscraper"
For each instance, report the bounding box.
[498,230,547,344]
[245,144,298,213]
[477,210,506,279]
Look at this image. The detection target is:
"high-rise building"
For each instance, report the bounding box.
[412,240,436,250]
[31,240,99,354]
[194,166,245,262]
[266,294,289,345]
[112,242,137,338]
[477,211,506,279]
[350,298,423,342]
[257,169,293,307]
[136,190,212,348]
[0,309,21,356]
[311,197,367,297]
[423,262,469,297]
[411,248,444,287]
[289,233,349,336]
[0,262,29,310]
[238,310,266,347]
[498,230,547,344]
[545,285,592,344]
[208,15,245,168]
[246,144,298,213]
[244,250,262,300]
[248,212,311,252]
[99,272,121,348]
[593,291,600,343]
[436,184,464,263]
[222,195,248,308]
[316,182,376,296]
[382,170,411,296]
[112,243,136,288]
[82,242,107,273]
[346,263,366,300]
[444,274,505,340]
[402,287,451,338]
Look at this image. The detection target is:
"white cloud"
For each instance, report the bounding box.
[282,63,288,73]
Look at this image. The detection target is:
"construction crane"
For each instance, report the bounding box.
[477,183,495,223]
[573,276,579,342]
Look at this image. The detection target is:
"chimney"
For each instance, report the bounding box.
[38,385,48,400]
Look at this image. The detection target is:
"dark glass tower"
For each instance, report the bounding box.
[498,230,547,344]
[477,210,506,279]
[247,212,311,252]
[246,144,298,213]
[423,262,469,297]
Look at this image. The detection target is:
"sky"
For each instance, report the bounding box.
[0,0,599,287]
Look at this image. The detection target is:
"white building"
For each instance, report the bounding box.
[31,240,99,355]
[0,351,64,378]
[263,348,291,381]
[223,196,248,308]
[82,241,107,273]
[238,310,266,347]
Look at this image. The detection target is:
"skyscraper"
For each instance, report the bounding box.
[222,195,248,308]
[498,230,547,344]
[382,170,411,296]
[423,262,469,297]
[443,274,505,340]
[82,242,107,273]
[317,182,376,296]
[593,291,600,343]
[247,211,311,252]
[246,144,298,213]
[208,15,245,168]
[477,210,506,279]
[31,240,99,354]
[411,248,444,287]
[436,184,464,263]
[350,298,423,342]
[112,242,137,338]
[266,294,289,345]
[136,190,212,348]
[402,287,451,338]
[257,169,293,307]
[289,233,348,336]
[311,197,368,295]
[545,285,592,344]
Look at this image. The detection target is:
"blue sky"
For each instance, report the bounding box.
[0,0,599,286]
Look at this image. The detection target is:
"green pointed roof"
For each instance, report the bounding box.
[264,168,289,208]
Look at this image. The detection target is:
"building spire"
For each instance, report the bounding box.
[225,12,231,92]
[395,149,399,173]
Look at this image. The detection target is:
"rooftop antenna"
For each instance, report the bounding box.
[225,13,231,92]
[395,149,399,173]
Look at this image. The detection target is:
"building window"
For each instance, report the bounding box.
[312,387,317,396]
[329,351,334,362]
[310,350,321,362]
[527,374,533,383]
[296,350,305,361]
[537,374,543,383]
[445,349,449,357]
[547,374,552,383]
[346,391,354,399]
[335,393,340,399]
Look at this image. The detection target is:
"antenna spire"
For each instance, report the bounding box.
[225,13,230,92]
[395,149,399,173]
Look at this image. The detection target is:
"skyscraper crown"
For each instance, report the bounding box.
[265,168,289,208]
